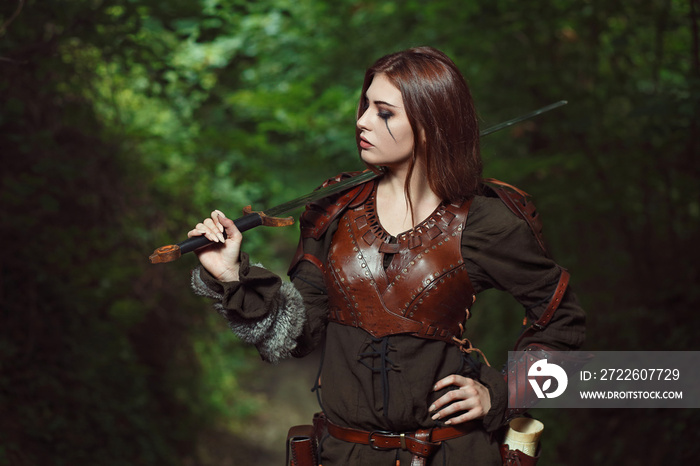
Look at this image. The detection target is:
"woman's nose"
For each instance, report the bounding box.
[356,108,371,131]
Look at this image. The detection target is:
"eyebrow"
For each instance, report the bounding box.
[364,94,400,108]
[375,100,399,108]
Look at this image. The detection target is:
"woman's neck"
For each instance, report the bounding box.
[375,162,442,236]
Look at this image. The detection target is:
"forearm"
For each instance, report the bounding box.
[191,252,307,363]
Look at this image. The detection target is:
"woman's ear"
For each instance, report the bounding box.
[415,127,427,155]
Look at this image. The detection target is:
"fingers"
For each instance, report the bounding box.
[428,375,490,425]
[216,212,242,244]
[433,374,467,392]
[429,379,479,418]
[187,223,218,242]
[186,210,231,243]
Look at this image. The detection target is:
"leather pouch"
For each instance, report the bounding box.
[500,443,541,466]
[286,425,319,466]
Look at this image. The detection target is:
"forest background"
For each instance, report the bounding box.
[1,0,698,464]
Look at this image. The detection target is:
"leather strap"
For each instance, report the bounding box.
[532,269,569,330]
[323,415,477,460]
[500,443,540,466]
[298,253,325,275]
[514,269,570,350]
[410,430,430,466]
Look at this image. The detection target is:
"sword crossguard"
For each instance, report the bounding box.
[243,205,295,228]
[149,244,181,264]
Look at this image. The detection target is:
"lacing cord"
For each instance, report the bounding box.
[311,344,328,464]
[452,307,491,367]
[453,333,491,367]
[358,335,400,422]
[311,341,326,413]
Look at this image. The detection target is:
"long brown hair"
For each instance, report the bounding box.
[356,46,482,203]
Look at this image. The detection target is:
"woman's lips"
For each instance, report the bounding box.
[359,137,373,149]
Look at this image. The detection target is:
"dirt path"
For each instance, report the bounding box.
[232,349,322,464]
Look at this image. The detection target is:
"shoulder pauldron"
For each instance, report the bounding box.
[482,178,551,257]
[288,172,375,275]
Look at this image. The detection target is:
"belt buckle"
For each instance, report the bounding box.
[368,430,405,451]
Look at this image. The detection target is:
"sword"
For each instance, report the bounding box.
[149,100,567,263]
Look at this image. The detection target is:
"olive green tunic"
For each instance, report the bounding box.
[195,192,586,465]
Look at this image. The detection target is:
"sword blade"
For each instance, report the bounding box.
[264,169,380,218]
[479,100,567,137]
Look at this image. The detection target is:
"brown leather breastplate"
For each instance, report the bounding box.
[324,190,475,345]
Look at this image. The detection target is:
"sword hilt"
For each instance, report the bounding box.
[149,206,295,264]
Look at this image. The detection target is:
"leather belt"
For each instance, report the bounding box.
[323,415,477,465]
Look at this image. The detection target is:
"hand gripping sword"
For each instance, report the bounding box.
[149,100,567,264]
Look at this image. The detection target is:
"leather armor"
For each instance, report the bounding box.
[288,173,569,350]
[322,182,475,346]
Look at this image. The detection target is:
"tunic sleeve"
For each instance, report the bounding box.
[190,223,335,363]
[461,196,586,351]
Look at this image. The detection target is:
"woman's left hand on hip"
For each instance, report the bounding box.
[428,374,492,425]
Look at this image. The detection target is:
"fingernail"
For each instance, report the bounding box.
[431,413,440,420]
[429,404,435,412]
[217,233,225,242]
[444,420,452,425]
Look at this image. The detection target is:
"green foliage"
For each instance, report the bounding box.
[2,0,699,464]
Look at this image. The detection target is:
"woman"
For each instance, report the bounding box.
[188,47,585,465]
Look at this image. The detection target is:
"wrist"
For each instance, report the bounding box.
[216,265,240,283]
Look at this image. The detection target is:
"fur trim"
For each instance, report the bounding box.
[191,265,306,364]
[191,267,224,300]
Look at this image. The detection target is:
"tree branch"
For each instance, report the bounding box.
[0,0,24,37]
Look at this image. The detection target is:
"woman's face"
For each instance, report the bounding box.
[357,73,415,169]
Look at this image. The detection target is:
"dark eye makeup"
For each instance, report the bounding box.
[378,110,393,120]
